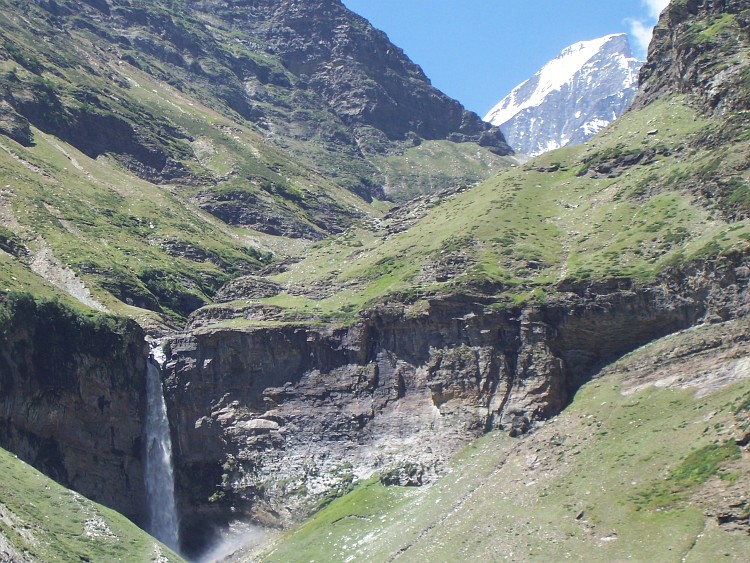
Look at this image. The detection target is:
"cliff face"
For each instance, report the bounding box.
[0,295,149,524]
[164,252,750,534]
[633,0,750,115]
[192,0,507,151]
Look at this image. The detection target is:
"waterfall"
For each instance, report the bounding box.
[144,354,180,551]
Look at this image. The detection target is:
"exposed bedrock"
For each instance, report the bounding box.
[0,297,150,524]
[164,251,750,542]
[634,0,750,115]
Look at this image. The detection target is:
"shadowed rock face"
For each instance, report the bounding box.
[193,0,509,152]
[0,297,149,525]
[164,252,750,538]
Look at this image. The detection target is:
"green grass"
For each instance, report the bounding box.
[0,446,183,562]
[371,140,516,201]
[690,13,738,44]
[261,320,750,562]
[635,442,742,510]
[262,478,420,563]
[0,0,516,326]
[210,95,750,326]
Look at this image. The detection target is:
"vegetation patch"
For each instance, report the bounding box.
[691,13,738,44]
[635,442,741,510]
[0,446,183,562]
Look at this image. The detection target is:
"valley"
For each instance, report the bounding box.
[0,0,749,561]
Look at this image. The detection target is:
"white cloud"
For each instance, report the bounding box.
[628,18,656,55]
[643,0,670,20]
[627,0,670,58]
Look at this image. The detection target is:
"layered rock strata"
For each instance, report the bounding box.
[164,252,750,537]
[0,297,149,524]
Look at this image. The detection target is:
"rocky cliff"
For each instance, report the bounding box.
[261,314,750,562]
[0,294,149,524]
[163,250,750,545]
[634,0,750,115]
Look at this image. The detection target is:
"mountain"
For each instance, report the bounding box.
[1,0,750,561]
[0,0,514,330]
[484,33,642,155]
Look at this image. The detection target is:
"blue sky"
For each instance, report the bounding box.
[342,1,668,116]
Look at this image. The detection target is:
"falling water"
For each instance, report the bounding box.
[144,354,180,551]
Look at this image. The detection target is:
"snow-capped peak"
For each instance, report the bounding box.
[484,34,628,126]
[483,33,642,156]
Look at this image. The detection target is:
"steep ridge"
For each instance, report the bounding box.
[485,34,642,155]
[191,0,508,150]
[633,0,750,115]
[0,0,510,202]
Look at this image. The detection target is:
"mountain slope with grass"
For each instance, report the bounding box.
[2,0,750,560]
[0,0,514,329]
[194,92,748,327]
[0,445,184,562]
[159,0,750,555]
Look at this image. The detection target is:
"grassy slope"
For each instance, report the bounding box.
[206,95,750,327]
[0,122,268,323]
[0,3,358,318]
[371,140,519,201]
[0,0,513,325]
[0,36,368,324]
[261,319,750,562]
[0,446,184,562]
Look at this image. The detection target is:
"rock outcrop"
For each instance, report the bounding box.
[0,295,149,524]
[633,0,750,115]
[163,251,750,541]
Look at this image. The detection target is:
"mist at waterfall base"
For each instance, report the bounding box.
[144,356,180,552]
[195,520,270,563]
